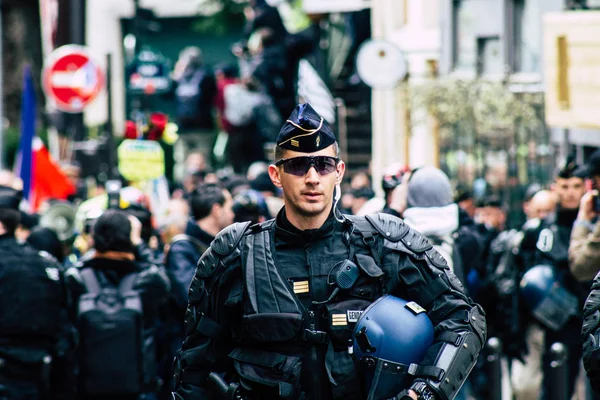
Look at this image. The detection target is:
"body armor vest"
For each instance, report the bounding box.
[232,218,388,400]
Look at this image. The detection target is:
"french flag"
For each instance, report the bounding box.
[16,65,75,212]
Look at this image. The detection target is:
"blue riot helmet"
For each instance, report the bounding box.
[352,295,435,400]
[520,264,579,331]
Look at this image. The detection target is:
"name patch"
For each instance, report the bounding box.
[347,310,364,323]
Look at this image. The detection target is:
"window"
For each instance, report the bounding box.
[453,0,504,72]
[512,0,563,73]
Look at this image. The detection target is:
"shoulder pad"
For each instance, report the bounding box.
[248,218,275,234]
[359,213,409,242]
[211,221,252,256]
[425,248,450,270]
[196,247,222,279]
[400,227,433,253]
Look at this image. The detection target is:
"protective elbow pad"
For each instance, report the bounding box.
[413,331,482,400]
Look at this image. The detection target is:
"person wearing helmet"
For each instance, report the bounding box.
[172,104,485,400]
[511,158,588,399]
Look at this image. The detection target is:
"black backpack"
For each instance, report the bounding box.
[77,268,144,395]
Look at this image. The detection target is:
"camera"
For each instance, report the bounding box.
[594,193,600,214]
[106,180,122,210]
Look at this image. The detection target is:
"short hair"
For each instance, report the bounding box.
[93,210,132,253]
[189,183,226,220]
[0,208,20,236]
[274,142,340,162]
[27,227,64,262]
[555,157,582,180]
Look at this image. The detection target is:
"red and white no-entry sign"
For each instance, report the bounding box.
[42,45,105,113]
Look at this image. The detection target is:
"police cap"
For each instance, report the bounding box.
[276,103,336,152]
[0,186,22,210]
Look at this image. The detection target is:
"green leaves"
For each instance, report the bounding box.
[409,79,543,139]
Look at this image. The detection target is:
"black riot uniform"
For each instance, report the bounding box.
[172,104,486,400]
[519,207,588,398]
[173,211,486,400]
[0,187,75,399]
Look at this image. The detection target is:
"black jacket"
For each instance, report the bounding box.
[166,220,214,314]
[174,210,486,400]
[0,235,75,398]
[67,254,170,329]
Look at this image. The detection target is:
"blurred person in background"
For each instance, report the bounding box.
[172,47,216,132]
[349,170,371,190]
[232,189,271,224]
[570,149,600,282]
[349,186,376,215]
[381,162,410,217]
[0,186,76,399]
[243,0,288,42]
[522,183,543,221]
[528,190,556,221]
[250,170,284,217]
[66,210,169,399]
[244,27,295,119]
[513,159,588,399]
[214,63,240,135]
[476,196,507,234]
[389,167,469,287]
[222,75,281,172]
[27,226,65,264]
[247,161,269,181]
[163,183,234,393]
[15,211,39,243]
[172,47,217,184]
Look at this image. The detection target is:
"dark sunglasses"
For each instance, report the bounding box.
[275,156,340,177]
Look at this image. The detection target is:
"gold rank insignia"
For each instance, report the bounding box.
[293,280,309,294]
[332,314,348,326]
[316,134,321,147]
[405,301,426,315]
[291,139,300,147]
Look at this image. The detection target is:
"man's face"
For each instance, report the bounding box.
[458,198,476,218]
[268,146,345,220]
[185,153,206,174]
[478,206,506,231]
[593,175,600,191]
[554,177,585,209]
[216,190,235,230]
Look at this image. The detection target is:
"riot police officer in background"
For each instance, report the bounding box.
[0,186,75,399]
[515,159,588,399]
[172,104,486,400]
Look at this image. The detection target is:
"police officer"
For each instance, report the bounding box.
[515,160,587,399]
[0,186,75,399]
[172,104,486,400]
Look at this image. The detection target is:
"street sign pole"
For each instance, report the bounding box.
[69,0,85,161]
